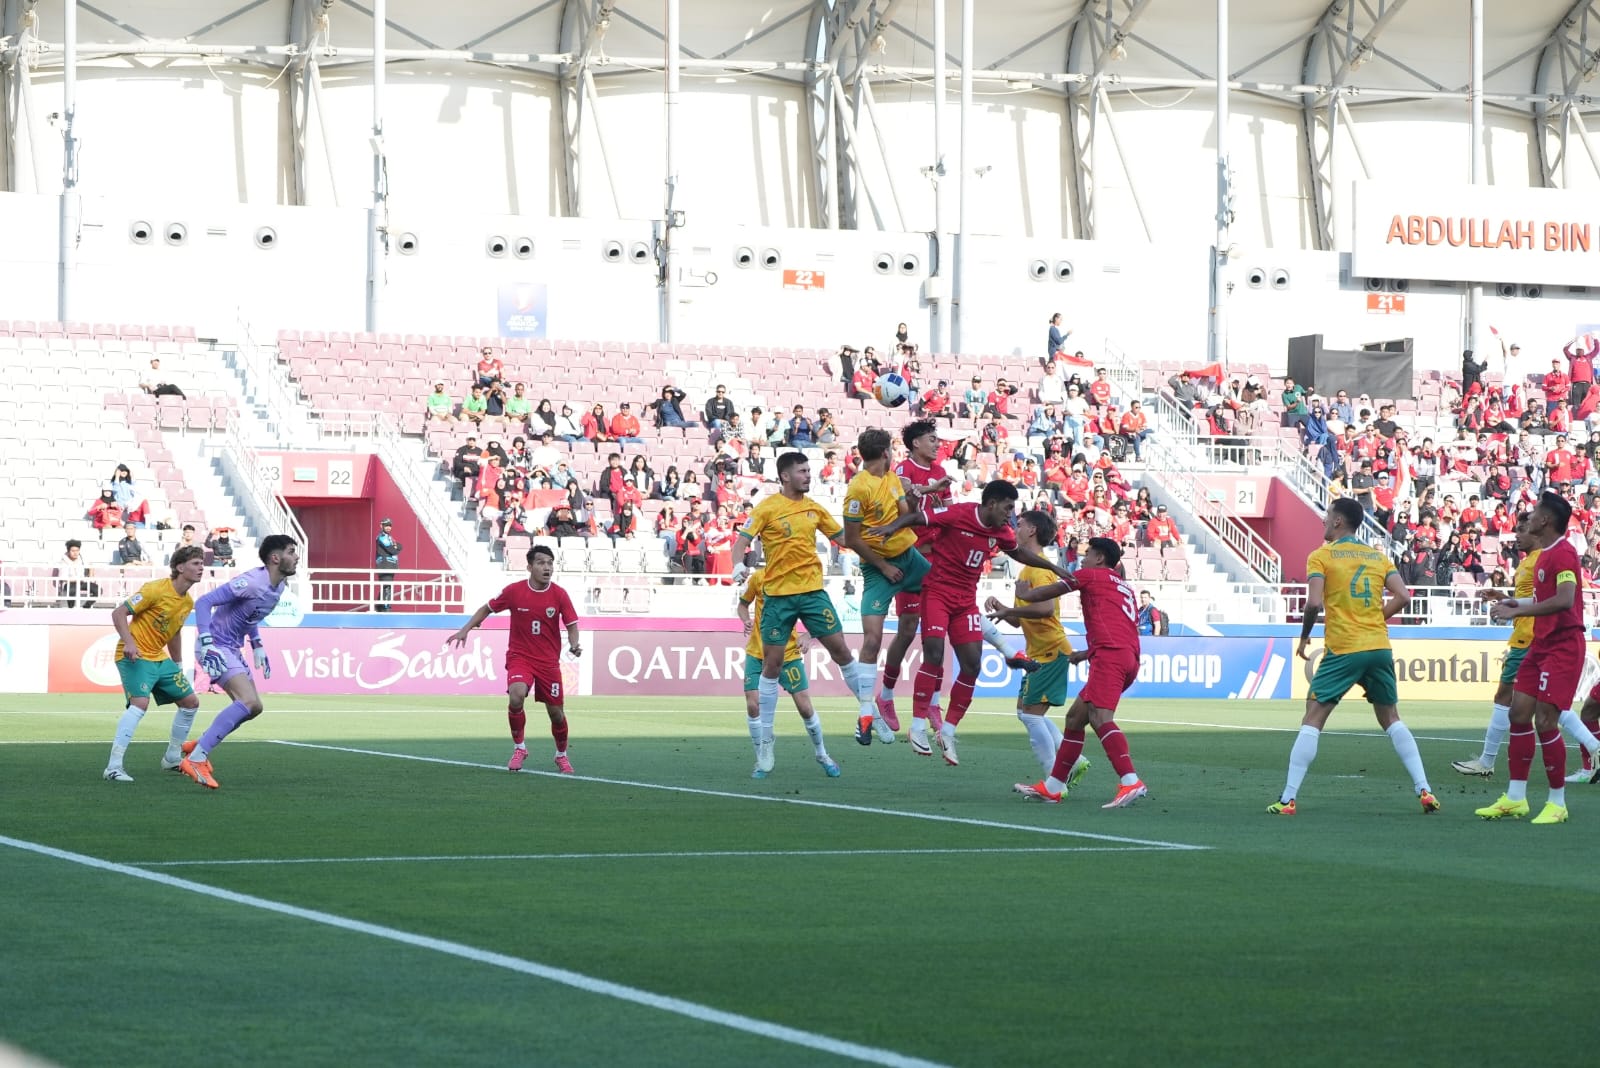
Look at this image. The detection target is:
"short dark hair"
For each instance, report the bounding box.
[1087,536,1123,569]
[182,524,195,532]
[1538,491,1573,533]
[776,451,809,480]
[980,479,1020,506]
[857,428,892,462]
[169,545,205,573]
[1019,508,1057,546]
[901,420,937,450]
[528,544,555,564]
[65,539,81,551]
[1329,497,1364,532]
[259,534,297,564]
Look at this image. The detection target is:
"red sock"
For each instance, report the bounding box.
[1538,728,1566,788]
[551,717,569,754]
[882,661,902,691]
[1050,729,1087,783]
[1093,720,1137,779]
[1507,725,1536,783]
[945,673,977,727]
[509,707,527,745]
[912,664,943,722]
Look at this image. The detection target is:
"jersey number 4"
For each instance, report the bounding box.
[1348,565,1374,608]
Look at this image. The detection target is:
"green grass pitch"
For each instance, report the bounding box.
[1,692,1595,1067]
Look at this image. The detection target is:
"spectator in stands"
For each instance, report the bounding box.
[834,345,860,387]
[524,430,559,475]
[1372,404,1400,438]
[813,408,837,445]
[1300,400,1333,448]
[503,382,532,424]
[705,514,735,585]
[1137,590,1169,636]
[426,382,456,422]
[649,385,691,429]
[506,436,532,478]
[1461,348,1486,394]
[1045,312,1068,367]
[1550,400,1573,435]
[476,347,504,388]
[1328,389,1354,424]
[703,384,736,429]
[89,489,124,538]
[1351,460,1377,513]
[538,403,573,443]
[626,455,655,496]
[55,540,98,607]
[451,435,481,489]
[609,402,644,444]
[920,380,954,423]
[1027,403,1062,454]
[848,362,877,403]
[546,503,586,539]
[206,528,236,567]
[1373,473,1397,528]
[116,526,146,567]
[989,377,1020,421]
[894,321,911,350]
[1280,376,1311,429]
[743,441,768,479]
[1059,382,1090,446]
[962,376,988,421]
[1145,504,1180,553]
[477,455,510,518]
[653,465,681,500]
[609,502,640,542]
[679,468,703,501]
[461,385,489,425]
[139,358,186,399]
[524,398,552,434]
[655,504,680,555]
[1119,400,1153,461]
[1038,361,1068,405]
[1543,359,1571,416]
[786,405,816,447]
[166,524,202,566]
[675,516,707,582]
[482,380,506,418]
[583,402,614,443]
[1565,333,1598,410]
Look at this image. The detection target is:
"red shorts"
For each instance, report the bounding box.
[507,658,564,705]
[1080,649,1139,712]
[1513,638,1585,710]
[918,587,983,646]
[893,590,922,617]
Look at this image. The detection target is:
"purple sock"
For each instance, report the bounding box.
[198,700,252,754]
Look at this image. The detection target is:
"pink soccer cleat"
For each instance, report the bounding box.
[553,753,574,774]
[875,694,900,733]
[508,747,528,772]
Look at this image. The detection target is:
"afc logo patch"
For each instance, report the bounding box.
[844,499,863,517]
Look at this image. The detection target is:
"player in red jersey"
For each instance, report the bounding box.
[1001,537,1150,809]
[867,479,1069,764]
[1481,492,1587,823]
[447,544,582,774]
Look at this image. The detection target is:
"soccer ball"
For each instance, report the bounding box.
[873,372,913,408]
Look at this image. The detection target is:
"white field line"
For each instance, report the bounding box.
[0,833,950,1068]
[270,740,1211,852]
[132,845,1175,868]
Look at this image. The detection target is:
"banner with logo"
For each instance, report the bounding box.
[496,282,548,339]
[1287,637,1590,703]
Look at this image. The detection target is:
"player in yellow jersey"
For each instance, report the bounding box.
[102,545,208,782]
[840,428,932,745]
[982,509,1091,790]
[1456,514,1600,781]
[732,450,879,749]
[737,568,837,777]
[1269,497,1440,815]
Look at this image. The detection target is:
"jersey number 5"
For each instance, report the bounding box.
[1348,564,1374,608]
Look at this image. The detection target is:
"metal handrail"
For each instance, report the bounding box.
[219,410,311,562]
[1142,434,1283,585]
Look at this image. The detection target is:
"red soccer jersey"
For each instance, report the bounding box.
[1532,537,1585,642]
[897,457,953,547]
[920,502,1017,596]
[489,579,578,665]
[1061,566,1140,655]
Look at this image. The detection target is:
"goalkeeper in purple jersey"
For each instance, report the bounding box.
[177,534,299,790]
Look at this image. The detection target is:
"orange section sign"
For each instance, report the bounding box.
[1366,292,1406,315]
[782,269,826,291]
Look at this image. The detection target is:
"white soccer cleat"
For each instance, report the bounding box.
[756,739,775,774]
[908,725,933,756]
[1450,757,1495,777]
[103,767,134,783]
[937,732,959,767]
[873,717,896,744]
[1566,768,1594,784]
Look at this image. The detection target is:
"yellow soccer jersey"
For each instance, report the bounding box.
[1306,537,1396,655]
[1509,547,1541,649]
[1016,566,1074,663]
[740,571,804,662]
[739,493,842,597]
[843,469,917,557]
[116,578,194,662]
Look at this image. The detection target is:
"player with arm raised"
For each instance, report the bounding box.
[1454,514,1600,781]
[866,479,1069,764]
[1268,498,1438,815]
[178,534,299,790]
[841,427,932,746]
[102,545,207,782]
[1003,537,1149,808]
[736,568,834,778]
[447,544,582,773]
[980,509,1090,790]
[729,452,880,774]
[1480,492,1589,823]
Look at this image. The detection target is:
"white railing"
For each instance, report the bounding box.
[1143,434,1283,586]
[0,564,461,613]
[0,563,236,609]
[229,313,314,441]
[1280,582,1600,629]
[307,569,465,613]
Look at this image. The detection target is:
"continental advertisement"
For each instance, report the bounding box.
[1287,638,1600,703]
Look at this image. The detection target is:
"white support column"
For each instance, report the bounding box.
[663,0,681,342]
[929,0,949,354]
[57,0,79,322]
[952,0,973,354]
[1466,0,1485,361]
[365,0,387,331]
[1209,0,1230,367]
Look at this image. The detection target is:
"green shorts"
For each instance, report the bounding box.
[1019,655,1072,709]
[1310,648,1398,707]
[761,590,843,646]
[116,657,195,706]
[861,547,932,618]
[1501,645,1528,685]
[744,654,808,694]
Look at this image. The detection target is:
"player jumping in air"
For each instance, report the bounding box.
[1270,498,1438,815]
[448,544,581,774]
[1004,536,1149,808]
[1453,513,1600,782]
[731,451,882,774]
[841,428,932,745]
[981,509,1090,790]
[737,567,835,778]
[1480,492,1588,823]
[179,534,300,789]
[866,479,1069,764]
[102,545,208,782]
